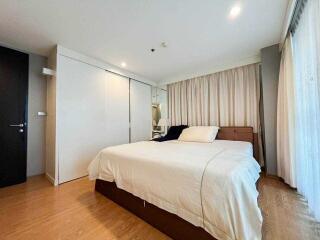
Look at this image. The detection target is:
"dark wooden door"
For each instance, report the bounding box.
[0,46,28,187]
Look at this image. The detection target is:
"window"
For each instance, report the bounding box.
[292,0,320,220]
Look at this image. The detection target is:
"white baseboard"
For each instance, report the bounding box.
[45,173,58,186]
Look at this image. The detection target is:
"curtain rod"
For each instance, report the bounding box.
[281,0,307,51]
[288,0,307,35]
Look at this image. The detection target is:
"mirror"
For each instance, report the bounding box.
[152,87,167,138]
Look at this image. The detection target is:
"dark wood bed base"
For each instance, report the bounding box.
[95,127,257,240]
[95,179,215,240]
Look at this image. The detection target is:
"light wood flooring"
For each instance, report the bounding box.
[0,175,319,240]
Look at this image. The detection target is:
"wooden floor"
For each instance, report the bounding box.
[0,175,319,240]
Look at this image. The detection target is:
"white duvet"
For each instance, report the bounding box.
[88,140,262,240]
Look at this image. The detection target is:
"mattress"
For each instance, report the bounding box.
[88,140,262,240]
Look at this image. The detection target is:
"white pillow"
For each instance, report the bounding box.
[178,126,219,143]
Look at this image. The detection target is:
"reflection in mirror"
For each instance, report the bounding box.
[152,87,168,138]
[152,103,161,128]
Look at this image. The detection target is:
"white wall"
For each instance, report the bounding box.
[27,54,47,176]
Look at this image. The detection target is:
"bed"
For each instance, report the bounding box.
[88,127,262,240]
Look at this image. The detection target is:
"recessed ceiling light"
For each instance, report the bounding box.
[229,5,241,19]
[121,62,126,67]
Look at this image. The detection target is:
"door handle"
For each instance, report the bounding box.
[9,123,24,127]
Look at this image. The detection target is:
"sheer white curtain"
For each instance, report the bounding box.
[168,63,263,164]
[292,0,320,220]
[277,35,296,187]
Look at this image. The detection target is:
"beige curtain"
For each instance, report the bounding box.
[277,35,296,187]
[168,63,263,163]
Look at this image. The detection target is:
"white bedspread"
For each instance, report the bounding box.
[88,140,262,240]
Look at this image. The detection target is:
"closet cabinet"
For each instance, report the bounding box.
[130,80,152,142]
[105,71,130,146]
[46,46,152,185]
[58,56,108,183]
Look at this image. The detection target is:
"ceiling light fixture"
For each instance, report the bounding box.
[121,62,126,67]
[229,5,241,19]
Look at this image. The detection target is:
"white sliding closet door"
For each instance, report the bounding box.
[58,56,108,184]
[58,58,131,184]
[130,80,152,142]
[105,72,129,146]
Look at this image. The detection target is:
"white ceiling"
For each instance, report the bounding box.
[0,0,289,83]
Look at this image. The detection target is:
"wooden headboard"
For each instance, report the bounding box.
[216,127,259,162]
